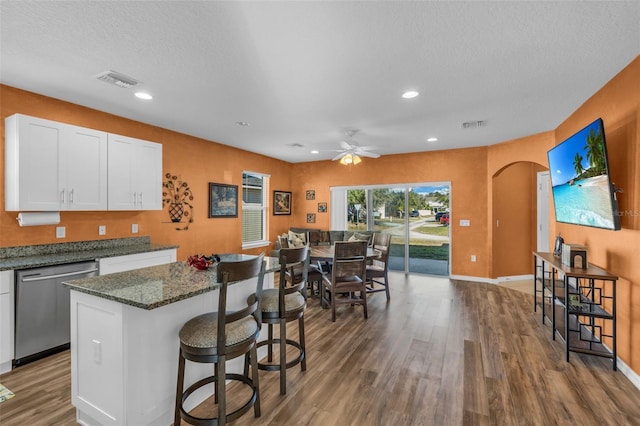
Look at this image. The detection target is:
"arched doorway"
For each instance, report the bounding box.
[492,161,547,278]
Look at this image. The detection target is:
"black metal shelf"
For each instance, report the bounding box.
[533,252,618,370]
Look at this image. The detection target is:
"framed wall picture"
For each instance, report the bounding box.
[318,202,327,213]
[307,213,316,223]
[208,183,238,218]
[306,190,315,200]
[273,190,292,215]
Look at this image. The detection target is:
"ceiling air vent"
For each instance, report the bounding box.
[287,143,304,148]
[462,120,486,129]
[94,70,140,88]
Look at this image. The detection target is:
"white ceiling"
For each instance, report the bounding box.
[1,1,639,163]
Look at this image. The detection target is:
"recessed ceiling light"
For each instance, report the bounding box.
[236,121,250,127]
[427,137,438,142]
[402,90,419,99]
[311,150,319,154]
[134,92,152,100]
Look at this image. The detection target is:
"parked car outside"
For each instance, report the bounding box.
[439,212,450,226]
[410,210,420,217]
[435,211,448,221]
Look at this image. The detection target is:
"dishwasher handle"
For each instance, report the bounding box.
[20,267,99,282]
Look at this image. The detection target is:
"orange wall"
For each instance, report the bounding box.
[552,56,640,371]
[1,54,638,374]
[0,85,295,258]
[492,161,545,277]
[484,55,640,373]
[290,147,490,277]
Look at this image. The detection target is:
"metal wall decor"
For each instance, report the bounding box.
[162,173,194,230]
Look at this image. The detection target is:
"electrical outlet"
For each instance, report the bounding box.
[131,223,139,234]
[99,225,106,235]
[460,219,470,227]
[471,255,477,262]
[56,226,66,238]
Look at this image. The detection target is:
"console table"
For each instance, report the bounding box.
[533,252,617,370]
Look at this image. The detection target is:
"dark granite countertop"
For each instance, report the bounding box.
[0,237,178,271]
[63,254,280,310]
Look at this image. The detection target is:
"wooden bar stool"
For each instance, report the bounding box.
[257,246,309,395]
[174,254,265,426]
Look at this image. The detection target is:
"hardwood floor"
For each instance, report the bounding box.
[2,272,639,425]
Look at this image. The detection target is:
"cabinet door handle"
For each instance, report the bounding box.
[133,192,137,205]
[69,189,74,204]
[60,189,65,203]
[139,192,143,206]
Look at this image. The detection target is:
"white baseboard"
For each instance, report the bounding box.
[449,274,495,284]
[496,274,534,283]
[616,356,640,391]
[450,274,535,284]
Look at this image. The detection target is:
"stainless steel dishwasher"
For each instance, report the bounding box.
[14,261,98,366]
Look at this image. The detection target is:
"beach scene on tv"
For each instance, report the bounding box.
[547,119,618,230]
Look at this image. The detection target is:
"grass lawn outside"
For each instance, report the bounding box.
[390,243,450,261]
[348,217,450,261]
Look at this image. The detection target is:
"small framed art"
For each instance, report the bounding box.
[306,190,315,200]
[318,202,327,213]
[307,213,316,223]
[274,190,292,215]
[209,183,238,218]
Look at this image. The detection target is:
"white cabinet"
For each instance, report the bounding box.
[4,114,108,211]
[0,270,14,374]
[108,134,163,210]
[98,249,177,275]
[69,272,273,425]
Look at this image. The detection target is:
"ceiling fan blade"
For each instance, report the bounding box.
[355,145,377,151]
[358,151,380,158]
[332,153,346,161]
[339,140,352,150]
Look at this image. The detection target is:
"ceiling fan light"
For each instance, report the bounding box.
[352,154,362,165]
[340,153,353,165]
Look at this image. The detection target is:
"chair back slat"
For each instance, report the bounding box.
[371,232,392,265]
[216,254,266,353]
[332,241,367,282]
[279,246,310,312]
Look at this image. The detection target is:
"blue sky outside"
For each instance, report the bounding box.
[413,186,449,195]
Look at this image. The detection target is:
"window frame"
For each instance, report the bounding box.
[241,171,270,249]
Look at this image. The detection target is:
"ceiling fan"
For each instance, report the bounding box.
[331,129,380,165]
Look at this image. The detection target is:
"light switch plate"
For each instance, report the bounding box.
[132,223,139,234]
[460,219,470,227]
[99,225,106,235]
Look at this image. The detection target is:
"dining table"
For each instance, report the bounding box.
[309,245,381,262]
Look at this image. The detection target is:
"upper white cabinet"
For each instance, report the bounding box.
[4,114,108,211]
[4,114,163,212]
[107,134,162,210]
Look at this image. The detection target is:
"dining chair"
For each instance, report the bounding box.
[174,254,265,426]
[320,240,368,322]
[257,246,310,395]
[366,232,392,301]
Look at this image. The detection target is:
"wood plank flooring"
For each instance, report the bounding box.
[2,273,639,425]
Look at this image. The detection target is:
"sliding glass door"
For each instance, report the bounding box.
[337,183,450,276]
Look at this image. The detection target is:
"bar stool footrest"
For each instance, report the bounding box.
[178,373,258,425]
[256,338,304,371]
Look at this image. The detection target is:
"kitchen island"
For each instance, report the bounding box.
[63,255,279,426]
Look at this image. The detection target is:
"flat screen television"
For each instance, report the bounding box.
[547,118,621,231]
